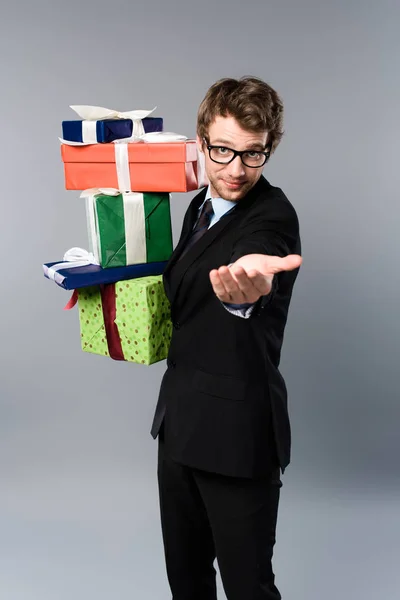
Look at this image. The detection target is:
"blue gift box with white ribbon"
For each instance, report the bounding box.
[62,117,164,143]
[61,105,163,143]
[43,254,167,290]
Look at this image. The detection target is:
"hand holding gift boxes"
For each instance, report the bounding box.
[43,104,207,365]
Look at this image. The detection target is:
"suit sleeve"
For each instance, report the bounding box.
[229,199,300,312]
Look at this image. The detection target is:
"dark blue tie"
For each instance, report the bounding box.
[178,199,214,259]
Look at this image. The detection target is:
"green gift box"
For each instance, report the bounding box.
[84,191,173,268]
[77,275,172,365]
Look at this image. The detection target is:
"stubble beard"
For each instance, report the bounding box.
[208,174,255,202]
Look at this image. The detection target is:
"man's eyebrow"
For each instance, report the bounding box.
[211,138,235,146]
[210,138,266,150]
[244,143,266,151]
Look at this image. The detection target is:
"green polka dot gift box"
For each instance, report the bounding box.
[77,275,172,365]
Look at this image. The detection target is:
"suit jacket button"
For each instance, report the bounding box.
[174,321,181,329]
[170,361,176,368]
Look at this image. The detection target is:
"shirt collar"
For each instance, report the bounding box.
[203,185,237,220]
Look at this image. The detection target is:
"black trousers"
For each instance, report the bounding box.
[157,427,282,600]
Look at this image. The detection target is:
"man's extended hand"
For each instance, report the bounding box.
[209,253,302,304]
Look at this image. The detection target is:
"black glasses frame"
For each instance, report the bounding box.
[204,139,271,168]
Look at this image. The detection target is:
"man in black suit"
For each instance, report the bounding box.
[151,77,302,600]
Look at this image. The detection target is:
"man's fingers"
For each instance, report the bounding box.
[217,267,246,302]
[210,268,244,302]
[209,269,229,299]
[231,267,271,300]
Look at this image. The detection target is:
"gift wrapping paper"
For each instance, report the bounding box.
[86,192,173,268]
[61,141,204,192]
[77,276,172,365]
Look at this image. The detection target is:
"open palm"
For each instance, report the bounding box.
[209,253,302,304]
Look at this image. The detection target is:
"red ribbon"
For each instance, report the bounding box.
[64,284,125,361]
[63,289,78,310]
[99,283,125,361]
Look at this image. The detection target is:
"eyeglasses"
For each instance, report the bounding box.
[204,139,271,168]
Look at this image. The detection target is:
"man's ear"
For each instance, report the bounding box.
[196,135,205,153]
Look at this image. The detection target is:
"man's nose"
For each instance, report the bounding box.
[226,155,246,178]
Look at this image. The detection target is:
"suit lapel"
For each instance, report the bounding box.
[164,177,269,304]
[167,207,239,302]
[163,188,207,299]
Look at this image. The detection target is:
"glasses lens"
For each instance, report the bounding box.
[241,152,267,167]
[209,147,235,163]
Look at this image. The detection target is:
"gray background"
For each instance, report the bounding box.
[0,0,399,598]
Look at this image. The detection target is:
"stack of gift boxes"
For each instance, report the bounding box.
[43,105,206,365]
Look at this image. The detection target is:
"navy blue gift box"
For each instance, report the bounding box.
[62,117,164,143]
[43,261,167,290]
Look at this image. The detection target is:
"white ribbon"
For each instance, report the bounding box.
[80,188,121,197]
[196,147,208,187]
[129,119,145,141]
[114,143,131,191]
[59,130,188,146]
[82,120,98,144]
[81,189,120,262]
[84,196,101,262]
[123,193,147,264]
[139,131,188,143]
[70,105,156,121]
[112,134,190,190]
[44,247,99,282]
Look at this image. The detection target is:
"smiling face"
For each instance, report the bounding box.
[198,114,269,201]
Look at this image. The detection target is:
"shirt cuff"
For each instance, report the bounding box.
[221,301,256,319]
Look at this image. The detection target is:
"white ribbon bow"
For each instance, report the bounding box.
[45,247,99,281]
[80,188,120,198]
[60,105,157,145]
[69,105,156,121]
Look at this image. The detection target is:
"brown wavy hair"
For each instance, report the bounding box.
[197,76,284,153]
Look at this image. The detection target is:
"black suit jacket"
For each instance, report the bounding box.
[150,176,301,478]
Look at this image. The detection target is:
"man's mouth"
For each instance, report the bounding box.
[222,180,246,189]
